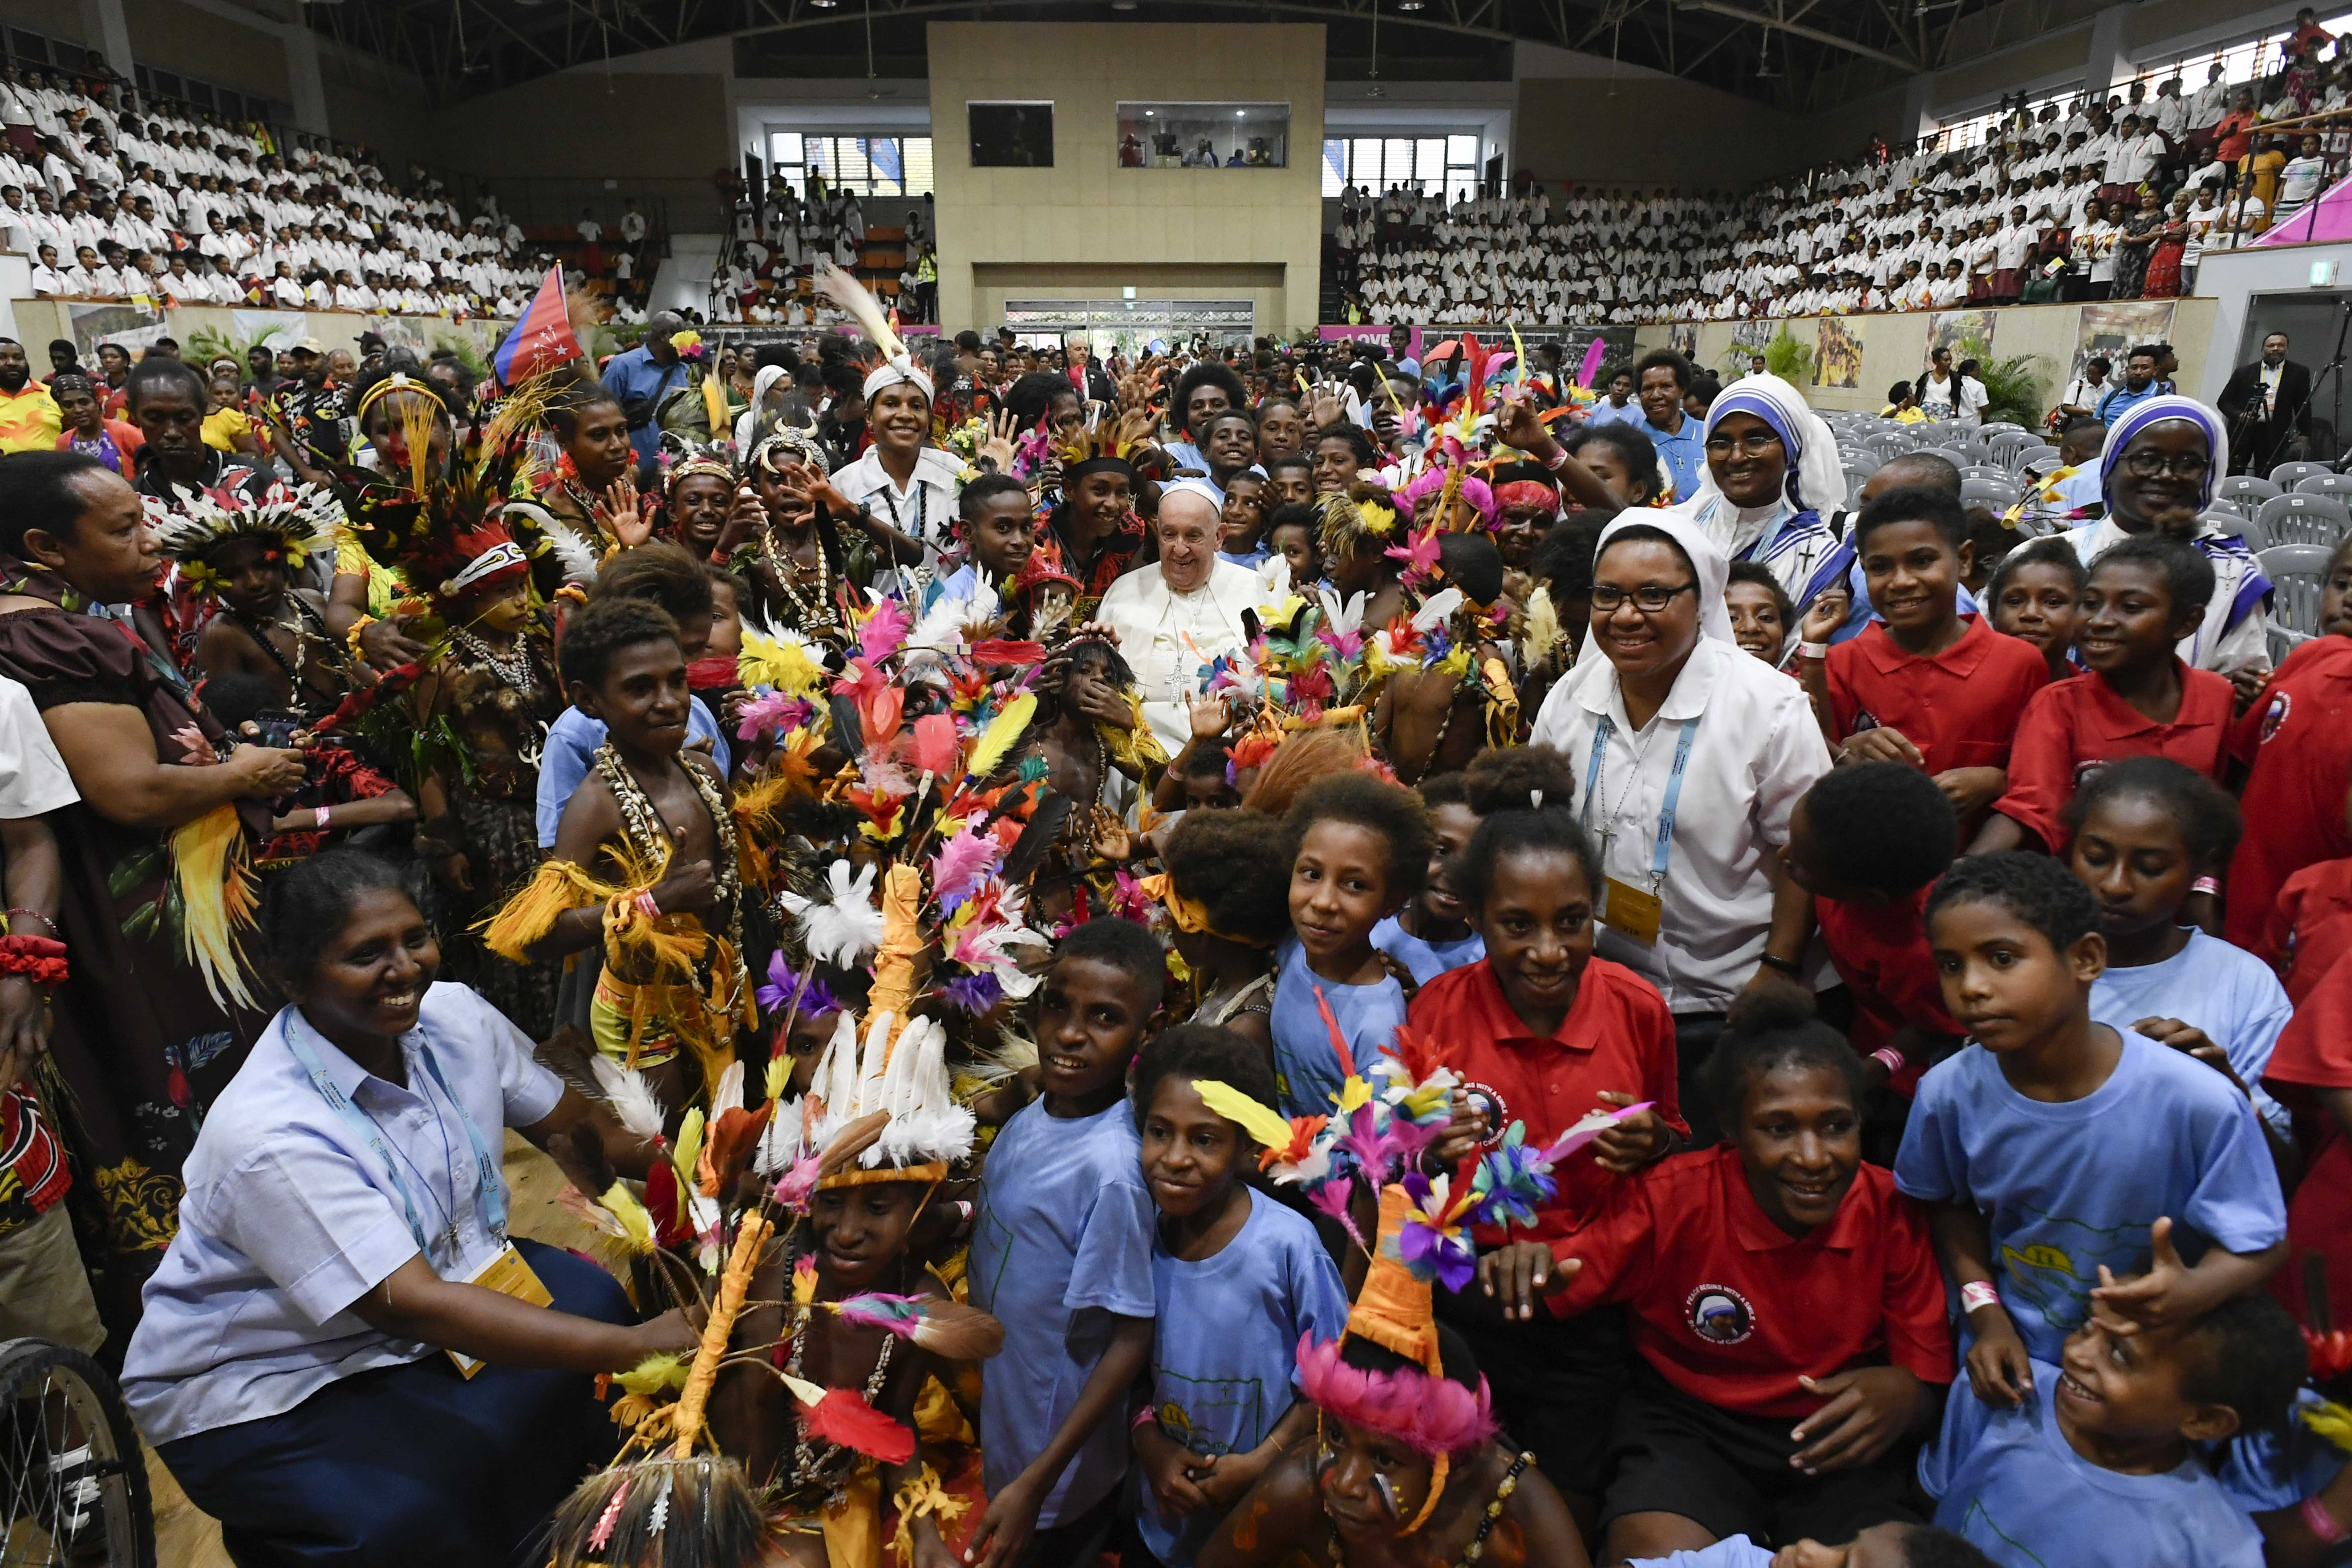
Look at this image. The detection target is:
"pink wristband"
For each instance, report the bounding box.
[1869,1046,1906,1076]
[1960,1280,2001,1315]
[2303,1495,2349,1546]
[1541,441,1570,472]
[636,890,661,919]
[313,803,331,830]
[1132,1405,1159,1432]
[2191,876,2221,897]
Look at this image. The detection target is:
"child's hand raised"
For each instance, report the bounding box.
[1789,1367,1931,1473]
[2088,1216,2197,1333]
[1188,693,1231,742]
[1797,588,1851,645]
[1590,1091,1673,1174]
[1961,1300,2034,1406]
[1476,1239,1576,1322]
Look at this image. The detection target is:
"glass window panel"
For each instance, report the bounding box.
[1448,134,1478,165]
[903,137,935,196]
[1383,138,1414,186]
[1323,140,1345,196]
[770,131,804,167]
[1415,139,1443,183]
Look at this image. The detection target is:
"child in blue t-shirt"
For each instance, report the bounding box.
[2062,758,2295,1145]
[1917,1290,2307,1568]
[1370,772,1486,986]
[1129,1024,1349,1566]
[1899,853,2287,1399]
[966,919,1164,1568]
[1624,1523,1996,1566]
[1268,772,1430,1116]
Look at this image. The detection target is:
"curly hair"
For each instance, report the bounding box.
[1798,762,1958,896]
[1053,913,1168,1015]
[591,541,717,624]
[1166,809,1295,945]
[1927,852,2100,955]
[1132,1023,1281,1137]
[1454,804,1601,913]
[1313,422,1379,473]
[2176,1292,2311,1439]
[2062,755,2243,870]
[558,596,681,693]
[2088,534,2216,624]
[1460,745,1581,818]
[260,849,427,986]
[1988,535,2085,606]
[1701,984,1870,1130]
[1173,361,1247,435]
[1283,771,1435,906]
[1562,422,1662,507]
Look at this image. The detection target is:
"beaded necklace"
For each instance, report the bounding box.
[763,526,841,637]
[783,1242,903,1505]
[590,740,743,956]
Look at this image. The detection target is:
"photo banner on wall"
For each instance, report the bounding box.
[1817,317,1864,390]
[67,302,170,359]
[1926,309,1999,366]
[2072,300,2177,386]
[231,310,306,351]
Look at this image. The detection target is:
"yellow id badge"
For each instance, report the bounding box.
[448,1243,554,1378]
[1600,876,1664,946]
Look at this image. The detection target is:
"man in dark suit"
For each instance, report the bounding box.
[1063,331,1116,403]
[2219,331,2314,474]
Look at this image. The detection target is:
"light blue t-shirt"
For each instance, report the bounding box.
[968,1097,1157,1526]
[1371,914,1486,988]
[1641,414,1704,504]
[1269,935,1406,1118]
[1626,1540,1773,1568]
[2090,929,2293,1141]
[1139,1188,1350,1565]
[1584,399,1645,430]
[534,697,732,847]
[2213,1389,2350,1513]
[1894,1034,2287,1364]
[1918,1357,2265,1568]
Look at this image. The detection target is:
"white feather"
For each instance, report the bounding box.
[708,1061,745,1119]
[813,259,909,369]
[587,1054,666,1139]
[1412,587,1465,633]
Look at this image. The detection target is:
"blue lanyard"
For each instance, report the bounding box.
[282,1012,508,1267]
[1582,713,1701,884]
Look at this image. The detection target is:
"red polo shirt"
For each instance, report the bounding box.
[1815,888,1958,1092]
[1407,955,1684,1242]
[1991,661,2236,852]
[1544,1146,1954,1419]
[2228,637,2352,959]
[2264,859,2352,1008]
[1824,614,2050,776]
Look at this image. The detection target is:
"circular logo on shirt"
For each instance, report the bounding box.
[2262,690,2293,744]
[1685,1284,1755,1345]
[1457,1079,1512,1149]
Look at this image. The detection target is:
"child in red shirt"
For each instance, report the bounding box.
[1805,486,2048,835]
[1986,536,2085,685]
[1477,991,1953,1564]
[2258,949,2352,1332]
[2266,854,2352,1008]
[2228,553,2352,958]
[1782,762,1964,1162]
[1973,535,2235,854]
[1408,787,1684,1525]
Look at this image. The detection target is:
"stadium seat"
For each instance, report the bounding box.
[2271,460,2333,490]
[2254,493,2352,550]
[1960,478,2021,509]
[2215,511,2269,551]
[2260,544,2338,656]
[2219,475,2284,505]
[2295,473,2352,500]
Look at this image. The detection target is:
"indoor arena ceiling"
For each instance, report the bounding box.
[302,0,1991,112]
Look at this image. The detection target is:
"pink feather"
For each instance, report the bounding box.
[857,599,912,664]
[912,712,961,779]
[1297,1333,1496,1456]
[1534,1101,1654,1165]
[1306,1178,1365,1249]
[802,1388,915,1464]
[831,1291,927,1333]
[772,1151,822,1213]
[931,829,999,909]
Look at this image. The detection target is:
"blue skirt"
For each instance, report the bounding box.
[156,1240,627,1568]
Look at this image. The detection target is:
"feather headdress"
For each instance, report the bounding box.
[148,480,341,599]
[787,1009,977,1184]
[814,260,930,402]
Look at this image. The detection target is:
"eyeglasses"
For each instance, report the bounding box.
[1591,581,1699,614]
[2122,447,2210,479]
[1703,431,1786,458]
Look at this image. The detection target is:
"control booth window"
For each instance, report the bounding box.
[1118,104,1291,169]
[969,102,1055,168]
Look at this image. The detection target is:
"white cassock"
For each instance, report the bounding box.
[1095,558,1264,755]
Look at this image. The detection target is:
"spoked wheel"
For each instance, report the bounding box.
[0,1339,155,1568]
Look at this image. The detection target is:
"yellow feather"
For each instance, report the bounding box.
[1521,585,1561,665]
[2301,1397,2352,1453]
[964,693,1036,782]
[615,1353,690,1396]
[764,1053,790,1105]
[672,1108,705,1189]
[1337,1077,1373,1113]
[598,1180,656,1254]
[1191,1079,1295,1150]
[477,859,619,961]
[169,803,262,1013]
[737,627,827,697]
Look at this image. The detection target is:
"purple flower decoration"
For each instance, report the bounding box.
[940,971,1004,1015]
[758,952,840,1019]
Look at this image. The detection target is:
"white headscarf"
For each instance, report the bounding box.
[862,360,935,402]
[1671,372,1847,518]
[1575,510,1736,668]
[733,363,791,451]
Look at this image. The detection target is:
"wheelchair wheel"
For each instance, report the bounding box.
[0,1338,155,1568]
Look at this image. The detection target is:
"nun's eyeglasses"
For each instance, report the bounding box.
[1592,581,1698,614]
[2121,447,2210,478]
[1704,431,1786,457]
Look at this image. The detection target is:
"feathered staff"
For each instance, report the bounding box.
[813,259,922,392]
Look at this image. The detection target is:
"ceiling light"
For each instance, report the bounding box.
[1398,2,1424,11]
[810,0,838,9]
[1235,109,1246,116]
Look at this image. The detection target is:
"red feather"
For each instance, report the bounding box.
[912,712,961,779]
[642,1160,693,1249]
[1388,1023,1444,1087]
[803,1388,915,1464]
[1312,983,1358,1082]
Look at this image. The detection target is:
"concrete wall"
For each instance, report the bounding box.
[2191,241,2352,404]
[1513,78,1814,188]
[120,0,290,101]
[1627,297,2219,416]
[926,21,1326,335]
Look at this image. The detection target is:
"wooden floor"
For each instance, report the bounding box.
[151,1131,610,1568]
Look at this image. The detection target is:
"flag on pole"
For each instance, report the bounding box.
[493,264,581,387]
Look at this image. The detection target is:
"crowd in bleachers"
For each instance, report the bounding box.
[0,57,658,322]
[1335,17,2352,325]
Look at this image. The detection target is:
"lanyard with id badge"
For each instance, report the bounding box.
[286,1019,553,1377]
[1582,713,1699,947]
